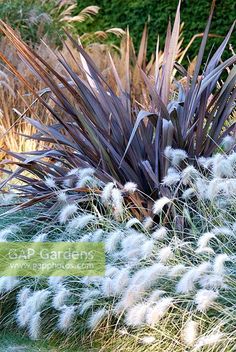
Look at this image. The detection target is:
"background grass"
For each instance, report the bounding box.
[76,0,236,60]
[0,330,92,351]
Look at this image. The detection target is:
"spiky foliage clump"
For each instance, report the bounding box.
[0,2,235,217]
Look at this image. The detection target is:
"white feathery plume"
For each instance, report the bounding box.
[142,217,153,230]
[141,239,154,259]
[80,289,101,301]
[125,303,149,326]
[131,263,168,288]
[182,319,198,347]
[63,168,79,188]
[33,233,48,242]
[0,225,20,241]
[0,276,19,293]
[112,268,130,294]
[123,182,137,193]
[146,297,173,325]
[168,264,186,277]
[148,290,166,302]
[52,287,70,310]
[212,154,224,177]
[164,146,173,159]
[26,290,50,315]
[29,312,41,340]
[58,305,77,332]
[105,265,119,278]
[143,263,168,286]
[56,191,68,203]
[197,157,213,169]
[212,154,233,178]
[101,182,115,204]
[16,305,32,328]
[59,204,77,224]
[111,188,123,218]
[48,276,63,288]
[194,289,219,312]
[45,177,57,189]
[101,277,114,297]
[171,149,188,166]
[153,197,171,214]
[213,253,230,275]
[195,178,208,200]
[193,331,224,350]
[158,246,174,263]
[139,336,156,345]
[122,232,146,251]
[125,218,141,228]
[67,214,95,231]
[88,307,107,330]
[76,175,96,188]
[199,274,225,290]
[152,226,168,240]
[182,188,196,200]
[207,178,221,200]
[176,262,210,294]
[105,231,122,253]
[162,167,181,186]
[79,300,94,314]
[92,229,104,242]
[78,167,95,179]
[17,287,31,306]
[181,165,199,185]
[115,286,144,311]
[197,232,216,249]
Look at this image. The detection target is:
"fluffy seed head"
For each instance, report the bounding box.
[162,168,181,186]
[139,336,156,345]
[152,227,168,240]
[67,214,95,232]
[193,331,224,350]
[197,232,216,249]
[56,191,68,203]
[153,197,171,214]
[45,177,57,189]
[125,303,149,326]
[58,306,77,332]
[29,312,41,340]
[101,182,115,204]
[171,149,188,166]
[194,289,219,312]
[111,188,123,218]
[123,182,137,193]
[59,204,77,224]
[17,287,31,306]
[213,254,230,275]
[158,246,174,263]
[146,297,173,325]
[52,287,70,310]
[88,308,107,330]
[181,166,199,185]
[182,319,198,346]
